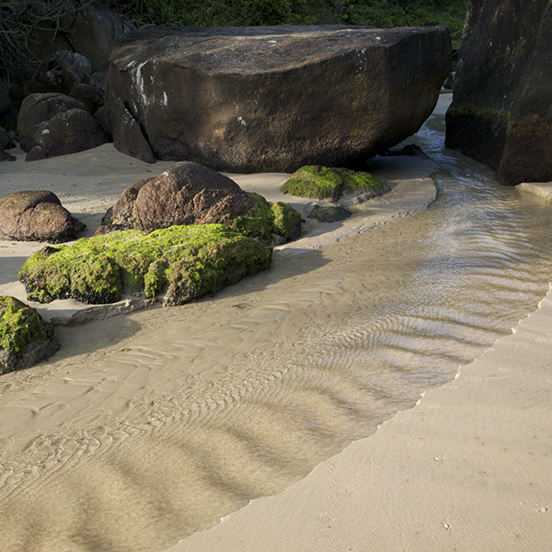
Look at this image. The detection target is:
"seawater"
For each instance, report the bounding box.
[1,95,552,551]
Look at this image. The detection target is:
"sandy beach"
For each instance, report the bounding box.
[1,93,552,551]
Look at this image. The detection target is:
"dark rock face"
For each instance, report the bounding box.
[110,99,155,163]
[17,93,108,160]
[107,25,451,173]
[446,0,552,185]
[0,127,15,150]
[68,4,126,73]
[99,162,255,233]
[0,190,85,242]
[0,79,12,119]
[0,296,59,375]
[68,83,105,113]
[0,127,16,162]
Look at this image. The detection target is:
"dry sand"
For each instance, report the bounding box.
[1,141,551,552]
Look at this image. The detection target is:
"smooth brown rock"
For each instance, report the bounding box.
[0,190,85,242]
[98,162,254,233]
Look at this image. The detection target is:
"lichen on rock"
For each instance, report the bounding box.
[281,165,389,202]
[18,225,272,307]
[0,296,59,375]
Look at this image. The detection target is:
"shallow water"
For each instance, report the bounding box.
[1,97,552,551]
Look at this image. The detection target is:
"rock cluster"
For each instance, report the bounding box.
[17,93,108,161]
[446,0,552,184]
[1,3,126,161]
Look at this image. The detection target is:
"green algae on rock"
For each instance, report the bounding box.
[231,193,302,243]
[281,165,388,201]
[0,296,59,375]
[281,166,344,201]
[18,225,273,307]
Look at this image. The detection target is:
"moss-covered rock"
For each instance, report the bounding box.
[281,165,344,201]
[270,201,302,241]
[333,167,388,197]
[281,165,388,201]
[0,296,59,375]
[230,192,275,240]
[18,225,272,307]
[230,192,302,243]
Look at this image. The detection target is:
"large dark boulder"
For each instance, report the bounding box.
[0,190,85,243]
[17,93,109,160]
[0,296,59,375]
[107,25,451,173]
[446,0,552,185]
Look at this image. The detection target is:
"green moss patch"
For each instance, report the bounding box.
[0,296,55,354]
[333,168,388,196]
[231,192,302,242]
[18,225,273,307]
[271,201,302,241]
[281,166,344,201]
[282,165,388,201]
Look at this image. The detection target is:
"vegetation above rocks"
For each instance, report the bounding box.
[281,165,388,202]
[0,295,55,354]
[106,0,468,49]
[0,0,467,76]
[18,225,272,306]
